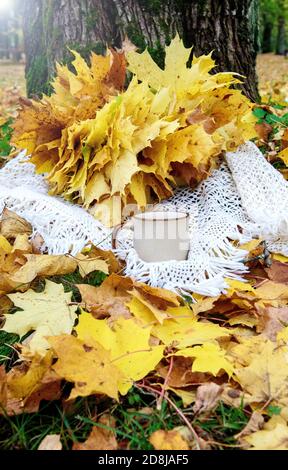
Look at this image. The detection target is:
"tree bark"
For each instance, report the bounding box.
[22,0,49,96]
[23,0,120,97]
[23,0,260,101]
[179,0,260,102]
[43,0,121,76]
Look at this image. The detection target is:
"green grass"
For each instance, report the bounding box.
[0,384,250,450]
[0,331,20,366]
[195,401,249,448]
[0,119,14,157]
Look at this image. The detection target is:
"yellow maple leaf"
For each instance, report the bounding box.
[234,340,288,405]
[128,295,195,326]
[0,235,12,254]
[225,278,256,295]
[174,343,234,377]
[152,317,230,349]
[48,335,123,400]
[1,281,77,355]
[76,312,164,395]
[278,147,288,167]
[7,351,54,400]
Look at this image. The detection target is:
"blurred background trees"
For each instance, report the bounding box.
[260,0,288,54]
[0,0,23,62]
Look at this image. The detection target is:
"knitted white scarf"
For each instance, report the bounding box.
[1,141,287,296]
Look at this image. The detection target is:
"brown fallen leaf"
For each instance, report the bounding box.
[21,371,62,414]
[108,49,127,91]
[77,274,133,319]
[0,366,7,410]
[0,273,20,295]
[193,382,224,415]
[221,385,256,409]
[264,260,288,284]
[88,245,122,273]
[255,122,273,142]
[186,109,217,135]
[133,282,181,310]
[73,415,118,450]
[149,429,189,450]
[254,280,288,301]
[31,234,45,254]
[0,295,13,315]
[0,209,32,240]
[256,304,288,341]
[157,357,208,388]
[38,434,62,451]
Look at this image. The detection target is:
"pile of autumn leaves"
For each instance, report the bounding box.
[2,210,288,449]
[12,37,256,226]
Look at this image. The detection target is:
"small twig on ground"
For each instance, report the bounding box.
[157,356,174,411]
[136,382,202,450]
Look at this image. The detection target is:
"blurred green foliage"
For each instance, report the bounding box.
[260,0,288,53]
[0,118,14,157]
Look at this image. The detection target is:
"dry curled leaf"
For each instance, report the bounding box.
[77,274,133,319]
[10,254,77,285]
[0,209,32,240]
[256,304,288,341]
[193,382,224,414]
[38,434,62,451]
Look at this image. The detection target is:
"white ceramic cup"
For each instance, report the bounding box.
[133,211,190,263]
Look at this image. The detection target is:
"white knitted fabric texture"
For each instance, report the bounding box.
[1,141,287,296]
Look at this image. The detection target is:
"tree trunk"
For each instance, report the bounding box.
[112,0,182,66]
[22,0,49,96]
[23,0,121,97]
[179,0,260,102]
[43,0,121,77]
[23,0,260,101]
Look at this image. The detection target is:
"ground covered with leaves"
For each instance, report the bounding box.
[1,215,288,450]
[1,51,288,451]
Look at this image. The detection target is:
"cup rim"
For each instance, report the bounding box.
[134,211,189,221]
